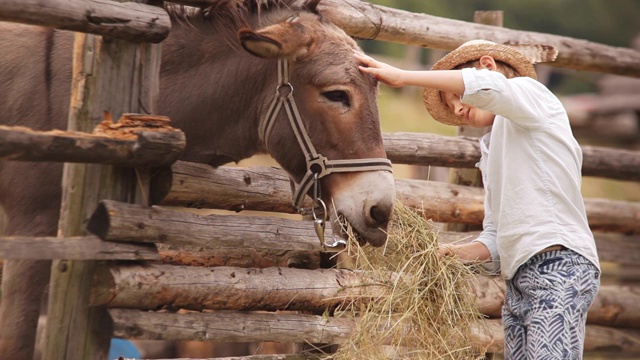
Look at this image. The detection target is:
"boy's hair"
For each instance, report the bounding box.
[453,59,520,79]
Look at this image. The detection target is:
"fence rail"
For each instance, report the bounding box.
[1,0,639,358]
[0,0,170,42]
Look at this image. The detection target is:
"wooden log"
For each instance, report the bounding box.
[81,200,640,269]
[383,132,481,169]
[313,0,640,77]
[87,199,321,251]
[0,231,634,267]
[150,162,640,235]
[592,233,640,266]
[584,198,640,234]
[0,236,158,260]
[110,308,354,345]
[0,117,185,166]
[587,285,640,329]
[109,309,640,354]
[584,325,640,353]
[150,162,307,212]
[91,264,385,312]
[91,262,640,330]
[44,10,162,358]
[149,161,486,223]
[383,132,640,182]
[157,244,321,270]
[0,0,170,43]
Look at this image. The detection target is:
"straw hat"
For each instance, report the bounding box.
[423,39,557,126]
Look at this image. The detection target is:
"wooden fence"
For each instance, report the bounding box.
[1,0,640,359]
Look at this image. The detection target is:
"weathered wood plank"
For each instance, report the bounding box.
[0,0,170,43]
[44,12,162,359]
[0,119,184,166]
[150,162,640,235]
[0,236,159,260]
[109,309,640,354]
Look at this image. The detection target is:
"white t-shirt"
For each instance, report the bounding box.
[461,67,600,279]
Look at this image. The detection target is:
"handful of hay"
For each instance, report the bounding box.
[331,201,486,360]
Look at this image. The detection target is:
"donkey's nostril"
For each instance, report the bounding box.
[370,204,392,226]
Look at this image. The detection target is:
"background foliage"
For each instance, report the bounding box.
[369,0,640,48]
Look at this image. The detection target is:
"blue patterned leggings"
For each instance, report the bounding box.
[502,248,600,360]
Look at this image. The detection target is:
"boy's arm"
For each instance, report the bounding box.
[355,53,465,94]
[438,241,491,263]
[438,197,501,273]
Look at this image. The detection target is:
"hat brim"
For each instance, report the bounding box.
[423,40,537,126]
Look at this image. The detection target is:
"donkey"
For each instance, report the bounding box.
[0,1,396,358]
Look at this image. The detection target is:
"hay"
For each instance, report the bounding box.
[330,201,487,360]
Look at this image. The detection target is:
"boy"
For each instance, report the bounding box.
[356,40,600,359]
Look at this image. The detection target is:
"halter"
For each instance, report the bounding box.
[259,58,393,247]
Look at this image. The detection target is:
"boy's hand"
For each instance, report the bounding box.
[437,244,457,258]
[355,52,406,87]
[436,242,492,264]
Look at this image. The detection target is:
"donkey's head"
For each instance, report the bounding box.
[238,3,395,247]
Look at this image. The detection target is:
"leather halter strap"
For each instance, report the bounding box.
[260,58,393,213]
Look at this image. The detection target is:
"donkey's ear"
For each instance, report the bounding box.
[238,19,312,60]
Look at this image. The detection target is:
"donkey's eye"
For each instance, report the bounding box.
[322,90,350,107]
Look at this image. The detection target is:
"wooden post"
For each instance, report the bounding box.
[42,6,162,359]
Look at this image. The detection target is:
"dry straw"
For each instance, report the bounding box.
[330,201,487,360]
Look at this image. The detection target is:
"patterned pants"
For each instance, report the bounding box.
[502,249,600,359]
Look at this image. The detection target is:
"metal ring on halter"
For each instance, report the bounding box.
[311,173,327,223]
[312,197,327,248]
[311,173,328,247]
[275,83,294,98]
[312,197,327,223]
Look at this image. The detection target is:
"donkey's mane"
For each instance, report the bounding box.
[166,0,310,33]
